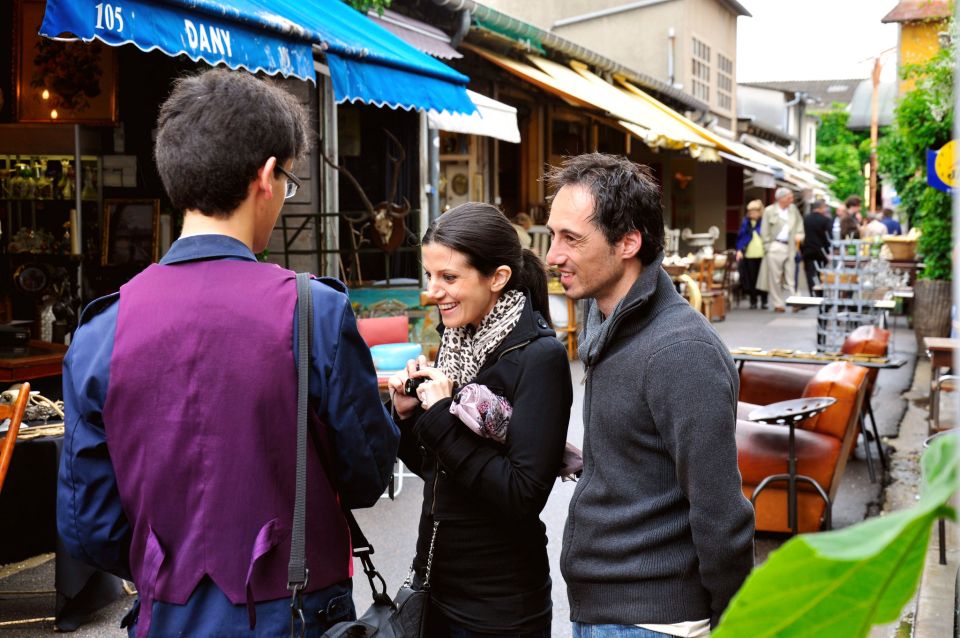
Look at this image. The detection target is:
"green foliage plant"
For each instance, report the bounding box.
[344,0,392,15]
[817,143,864,202]
[877,17,955,281]
[713,433,958,638]
[814,104,869,201]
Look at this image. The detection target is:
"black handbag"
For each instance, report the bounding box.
[322,519,438,638]
[290,274,434,638]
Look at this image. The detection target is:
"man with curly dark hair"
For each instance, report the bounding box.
[546,153,753,638]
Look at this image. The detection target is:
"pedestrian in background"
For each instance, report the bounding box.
[840,212,861,239]
[511,211,534,248]
[845,195,864,224]
[58,69,400,636]
[801,199,832,296]
[880,208,902,235]
[545,153,754,638]
[759,187,804,312]
[861,212,889,239]
[735,199,768,309]
[389,203,572,638]
[831,203,848,238]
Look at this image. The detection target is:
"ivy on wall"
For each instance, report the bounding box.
[877,17,955,281]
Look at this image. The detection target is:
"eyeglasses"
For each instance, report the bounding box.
[276,165,302,200]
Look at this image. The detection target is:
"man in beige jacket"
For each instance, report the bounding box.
[758,187,804,311]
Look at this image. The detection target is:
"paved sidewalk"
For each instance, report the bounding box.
[870,352,958,638]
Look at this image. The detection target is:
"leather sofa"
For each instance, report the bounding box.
[736,361,869,533]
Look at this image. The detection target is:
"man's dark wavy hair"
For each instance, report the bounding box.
[545,153,665,265]
[155,69,310,217]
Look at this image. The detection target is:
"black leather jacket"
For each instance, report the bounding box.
[396,296,573,633]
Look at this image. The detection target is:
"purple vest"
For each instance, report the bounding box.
[103,260,350,636]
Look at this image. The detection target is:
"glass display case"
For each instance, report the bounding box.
[0,153,100,339]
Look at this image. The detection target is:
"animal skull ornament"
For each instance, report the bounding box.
[322,129,411,254]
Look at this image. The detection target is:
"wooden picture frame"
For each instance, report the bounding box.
[15,0,118,123]
[101,199,160,266]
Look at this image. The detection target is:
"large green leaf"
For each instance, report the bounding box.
[713,434,957,638]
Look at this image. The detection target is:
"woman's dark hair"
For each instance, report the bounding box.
[422,203,552,326]
[840,215,860,239]
[845,195,863,209]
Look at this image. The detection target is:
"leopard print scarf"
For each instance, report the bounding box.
[437,290,526,387]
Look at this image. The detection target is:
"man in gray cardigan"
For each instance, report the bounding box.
[545,154,754,638]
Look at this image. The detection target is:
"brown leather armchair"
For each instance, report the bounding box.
[739,325,891,480]
[737,362,869,533]
[841,325,891,458]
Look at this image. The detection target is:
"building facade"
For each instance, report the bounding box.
[882,0,953,95]
[478,0,750,130]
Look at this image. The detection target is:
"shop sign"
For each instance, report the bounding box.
[927,140,956,192]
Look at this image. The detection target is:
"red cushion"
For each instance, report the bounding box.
[356,316,409,348]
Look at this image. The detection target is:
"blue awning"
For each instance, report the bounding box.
[39,0,475,114]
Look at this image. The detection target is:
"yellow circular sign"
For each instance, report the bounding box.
[935,140,957,187]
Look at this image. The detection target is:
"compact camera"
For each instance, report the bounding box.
[404,376,427,397]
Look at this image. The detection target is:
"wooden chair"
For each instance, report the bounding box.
[678,274,702,313]
[716,250,738,307]
[0,382,61,604]
[699,251,736,322]
[556,297,579,360]
[695,256,716,289]
[930,375,958,435]
[0,382,31,494]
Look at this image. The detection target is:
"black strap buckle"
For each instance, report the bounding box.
[356,550,392,607]
[288,568,309,638]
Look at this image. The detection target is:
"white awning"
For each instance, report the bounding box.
[741,136,836,183]
[427,90,522,143]
[718,151,776,175]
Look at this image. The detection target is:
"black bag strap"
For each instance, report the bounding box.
[289,273,312,637]
[289,273,312,591]
[288,275,430,617]
[288,275,389,611]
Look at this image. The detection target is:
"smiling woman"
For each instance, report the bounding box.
[386,203,573,638]
[421,243,506,331]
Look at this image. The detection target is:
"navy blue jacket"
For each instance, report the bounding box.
[735,217,762,253]
[881,217,902,235]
